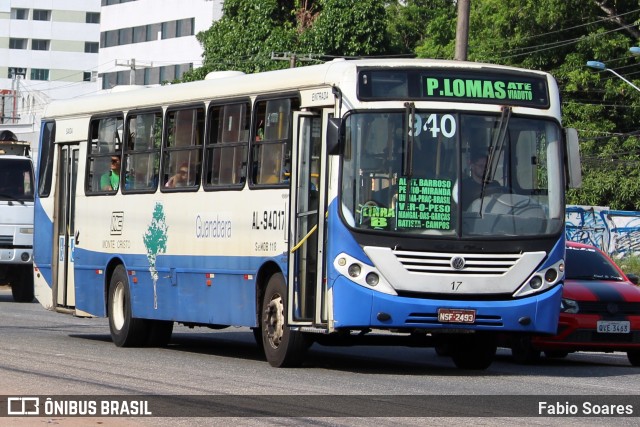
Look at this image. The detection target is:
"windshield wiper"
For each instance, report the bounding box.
[568,274,623,281]
[404,102,415,177]
[477,106,511,214]
[0,193,25,205]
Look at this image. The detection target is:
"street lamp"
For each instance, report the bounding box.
[586,59,640,93]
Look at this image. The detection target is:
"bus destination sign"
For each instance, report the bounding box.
[422,73,549,108]
[357,69,549,108]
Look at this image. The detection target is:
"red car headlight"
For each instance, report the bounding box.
[560,298,579,314]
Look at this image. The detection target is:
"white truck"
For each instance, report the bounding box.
[0,139,34,302]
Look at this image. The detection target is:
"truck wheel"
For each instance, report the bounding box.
[108,265,149,347]
[11,265,34,303]
[261,273,309,367]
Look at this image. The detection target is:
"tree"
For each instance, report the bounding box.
[181,0,396,81]
[184,0,640,209]
[415,0,640,210]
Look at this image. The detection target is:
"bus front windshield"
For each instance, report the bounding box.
[340,111,564,238]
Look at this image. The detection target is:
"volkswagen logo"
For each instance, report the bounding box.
[450,256,466,270]
[606,302,620,315]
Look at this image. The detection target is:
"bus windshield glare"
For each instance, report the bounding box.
[340,111,564,237]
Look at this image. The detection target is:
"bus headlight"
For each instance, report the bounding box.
[365,272,379,286]
[513,259,565,298]
[529,276,543,289]
[348,263,361,278]
[333,253,397,295]
[544,268,558,282]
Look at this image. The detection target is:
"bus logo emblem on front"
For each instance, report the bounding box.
[450,256,466,270]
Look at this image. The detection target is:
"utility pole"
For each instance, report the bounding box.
[271,52,318,68]
[454,0,471,61]
[115,58,143,85]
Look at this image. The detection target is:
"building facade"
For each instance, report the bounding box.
[0,0,101,139]
[0,0,222,147]
[98,0,222,89]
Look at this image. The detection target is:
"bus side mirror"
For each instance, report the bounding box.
[326,117,343,155]
[565,128,581,188]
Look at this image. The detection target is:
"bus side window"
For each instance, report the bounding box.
[123,111,162,193]
[86,115,124,195]
[204,101,250,189]
[161,107,204,192]
[251,97,299,186]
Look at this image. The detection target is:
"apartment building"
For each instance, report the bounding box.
[98,0,222,89]
[0,0,102,108]
[0,0,222,146]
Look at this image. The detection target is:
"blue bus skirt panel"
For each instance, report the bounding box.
[73,249,263,327]
[331,275,563,334]
[33,199,54,288]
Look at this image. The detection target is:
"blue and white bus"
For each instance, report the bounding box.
[34,58,581,369]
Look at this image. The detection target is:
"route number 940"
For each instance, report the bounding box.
[409,114,457,138]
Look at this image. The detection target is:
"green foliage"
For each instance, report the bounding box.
[415,0,640,210]
[617,254,640,277]
[182,0,640,209]
[300,0,389,56]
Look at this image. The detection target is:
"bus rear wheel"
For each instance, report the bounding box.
[261,272,308,367]
[108,265,149,347]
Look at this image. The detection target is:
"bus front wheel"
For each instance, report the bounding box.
[108,265,149,347]
[450,333,496,370]
[261,272,308,367]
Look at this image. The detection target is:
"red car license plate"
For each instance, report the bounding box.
[597,320,630,334]
[438,308,476,324]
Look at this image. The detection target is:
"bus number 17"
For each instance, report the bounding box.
[451,281,462,291]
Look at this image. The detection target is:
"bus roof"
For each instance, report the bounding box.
[43,58,554,119]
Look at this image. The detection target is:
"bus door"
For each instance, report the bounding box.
[53,144,79,309]
[288,111,329,326]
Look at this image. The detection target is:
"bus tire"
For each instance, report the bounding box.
[450,334,496,370]
[252,327,265,355]
[146,320,173,347]
[627,351,640,367]
[261,272,308,367]
[108,265,149,347]
[544,350,568,359]
[11,265,34,303]
[510,335,541,364]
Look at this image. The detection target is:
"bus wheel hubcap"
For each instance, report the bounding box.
[265,295,284,348]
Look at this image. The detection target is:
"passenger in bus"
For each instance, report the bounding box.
[460,151,500,210]
[100,156,121,191]
[165,162,191,188]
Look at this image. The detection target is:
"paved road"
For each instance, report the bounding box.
[1,286,640,426]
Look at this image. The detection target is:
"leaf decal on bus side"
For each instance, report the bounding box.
[143,202,168,309]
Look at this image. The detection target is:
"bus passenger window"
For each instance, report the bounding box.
[161,107,204,191]
[204,102,250,188]
[250,97,299,186]
[86,115,124,195]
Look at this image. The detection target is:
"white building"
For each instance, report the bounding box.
[0,0,101,143]
[98,0,222,89]
[0,0,222,147]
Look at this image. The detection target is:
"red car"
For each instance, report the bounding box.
[510,241,640,366]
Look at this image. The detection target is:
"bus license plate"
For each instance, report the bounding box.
[597,320,630,334]
[438,308,476,324]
